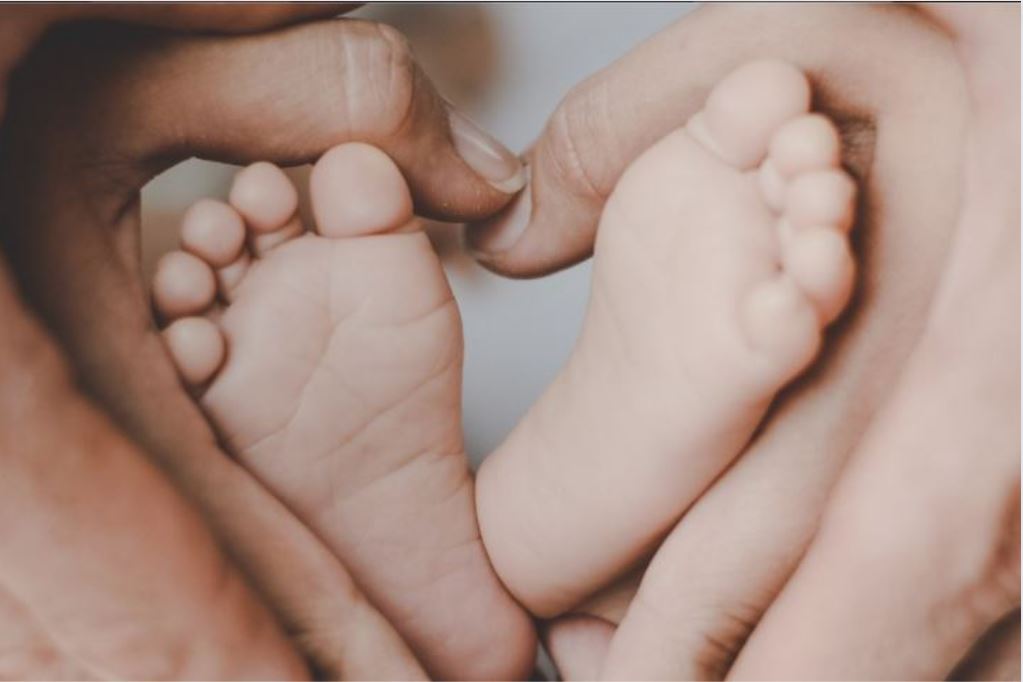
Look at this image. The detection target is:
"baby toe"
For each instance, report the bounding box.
[310,143,415,238]
[181,198,246,267]
[230,162,299,231]
[760,114,842,212]
[229,162,304,256]
[152,250,217,321]
[783,226,855,324]
[741,275,821,379]
[162,316,225,387]
[694,60,811,170]
[785,169,857,231]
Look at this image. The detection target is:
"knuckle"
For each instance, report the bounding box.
[690,605,760,679]
[541,78,619,200]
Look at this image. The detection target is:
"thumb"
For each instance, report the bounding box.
[9,18,525,220]
[465,11,719,277]
[465,3,884,278]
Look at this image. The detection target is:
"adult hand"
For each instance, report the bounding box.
[467,3,1018,679]
[719,7,1019,678]
[0,6,526,678]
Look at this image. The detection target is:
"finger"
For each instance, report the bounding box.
[465,3,898,278]
[729,13,1020,670]
[914,4,1019,46]
[29,3,351,34]
[586,7,965,679]
[728,329,1019,680]
[0,275,305,679]
[83,3,354,33]
[543,615,615,682]
[1,27,430,679]
[15,18,524,221]
[1,230,426,680]
[0,5,355,124]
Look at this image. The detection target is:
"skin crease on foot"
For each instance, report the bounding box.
[0,4,1014,679]
[0,9,535,680]
[151,143,534,681]
[477,59,857,618]
[467,17,967,674]
[0,7,350,679]
[723,6,1020,679]
[466,4,1019,680]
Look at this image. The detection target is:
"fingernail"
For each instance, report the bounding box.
[467,172,532,255]
[448,107,526,194]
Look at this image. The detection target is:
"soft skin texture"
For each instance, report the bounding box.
[469,4,1018,679]
[724,7,1020,679]
[152,145,535,681]
[0,7,529,678]
[0,4,1015,678]
[477,60,857,618]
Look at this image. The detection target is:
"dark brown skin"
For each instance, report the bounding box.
[0,6,522,678]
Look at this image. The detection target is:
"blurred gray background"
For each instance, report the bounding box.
[141,3,695,467]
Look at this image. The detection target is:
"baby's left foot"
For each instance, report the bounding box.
[477,60,857,617]
[150,144,533,680]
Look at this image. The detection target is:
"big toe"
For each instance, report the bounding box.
[310,143,415,238]
[691,59,811,170]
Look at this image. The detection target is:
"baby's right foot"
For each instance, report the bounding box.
[477,60,857,616]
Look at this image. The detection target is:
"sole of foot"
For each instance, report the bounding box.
[477,59,857,617]
[152,143,535,680]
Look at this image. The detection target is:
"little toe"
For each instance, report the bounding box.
[785,169,857,231]
[692,60,811,170]
[309,143,415,238]
[741,275,821,378]
[162,316,225,387]
[783,226,855,324]
[229,162,304,256]
[152,250,217,321]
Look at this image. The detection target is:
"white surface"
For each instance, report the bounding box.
[142,3,695,466]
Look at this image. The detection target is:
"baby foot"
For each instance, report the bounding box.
[151,144,534,680]
[477,60,857,617]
